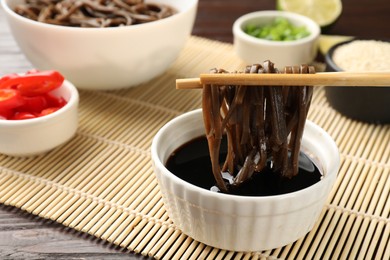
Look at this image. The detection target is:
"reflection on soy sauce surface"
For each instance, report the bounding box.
[166,135,322,196]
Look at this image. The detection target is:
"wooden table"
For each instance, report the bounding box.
[1,0,389,258]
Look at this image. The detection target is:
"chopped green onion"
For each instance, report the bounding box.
[244,17,310,41]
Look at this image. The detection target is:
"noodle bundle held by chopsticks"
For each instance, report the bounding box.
[14,0,176,28]
[202,60,314,193]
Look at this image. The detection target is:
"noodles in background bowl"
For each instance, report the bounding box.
[14,0,176,27]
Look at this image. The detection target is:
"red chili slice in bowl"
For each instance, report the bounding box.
[0,88,24,110]
[12,111,37,120]
[0,70,69,120]
[44,92,67,107]
[39,107,61,117]
[17,95,48,113]
[0,108,13,120]
[0,70,65,96]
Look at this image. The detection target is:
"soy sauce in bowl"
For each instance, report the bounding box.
[166,135,322,196]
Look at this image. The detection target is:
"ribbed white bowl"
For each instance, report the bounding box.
[151,109,339,251]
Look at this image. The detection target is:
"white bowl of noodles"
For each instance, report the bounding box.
[151,109,340,251]
[1,0,198,90]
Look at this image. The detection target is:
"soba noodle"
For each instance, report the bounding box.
[202,60,314,193]
[14,0,176,27]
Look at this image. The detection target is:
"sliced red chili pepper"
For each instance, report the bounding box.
[44,93,67,108]
[0,89,25,110]
[0,108,13,120]
[0,73,19,89]
[12,112,37,120]
[17,95,48,113]
[0,70,65,96]
[0,70,67,120]
[39,107,61,117]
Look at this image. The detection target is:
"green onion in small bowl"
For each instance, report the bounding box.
[244,17,310,41]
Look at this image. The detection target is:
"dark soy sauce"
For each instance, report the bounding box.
[166,135,322,196]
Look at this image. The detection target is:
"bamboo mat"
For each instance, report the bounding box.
[1,31,389,259]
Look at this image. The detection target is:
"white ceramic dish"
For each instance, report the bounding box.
[233,11,320,69]
[151,109,340,251]
[1,0,198,90]
[0,80,79,157]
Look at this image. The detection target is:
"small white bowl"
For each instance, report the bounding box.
[151,109,339,252]
[0,80,79,157]
[1,0,198,90]
[233,11,320,69]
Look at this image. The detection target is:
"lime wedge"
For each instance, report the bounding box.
[277,0,342,27]
[318,34,354,55]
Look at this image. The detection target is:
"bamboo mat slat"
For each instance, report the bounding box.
[1,24,389,259]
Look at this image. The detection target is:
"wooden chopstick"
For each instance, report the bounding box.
[176,72,390,89]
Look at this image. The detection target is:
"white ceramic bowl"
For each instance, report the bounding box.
[1,0,198,90]
[233,11,320,69]
[0,80,79,157]
[151,109,340,252]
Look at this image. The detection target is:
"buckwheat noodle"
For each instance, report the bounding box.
[14,0,176,27]
[202,60,315,193]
